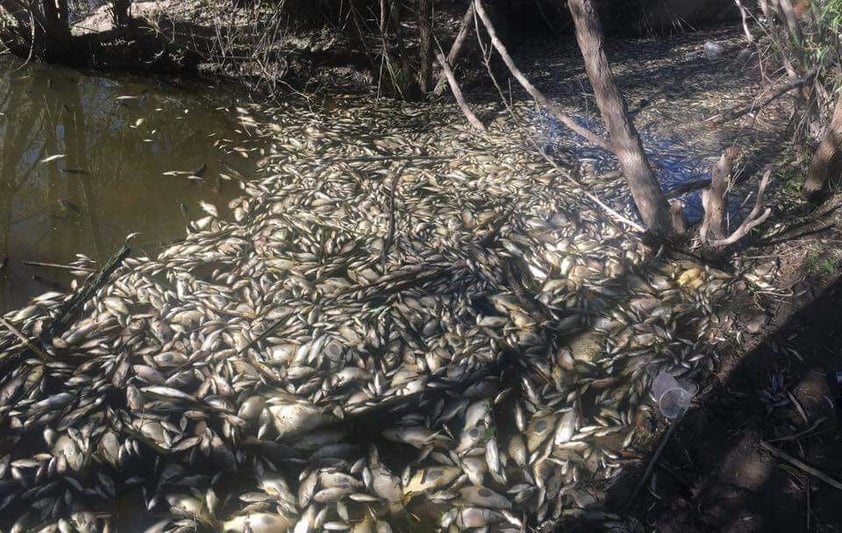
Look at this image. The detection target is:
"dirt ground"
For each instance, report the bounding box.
[586,191,842,533]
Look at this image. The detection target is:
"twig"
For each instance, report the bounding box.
[45,244,131,341]
[532,144,646,232]
[23,261,96,273]
[713,68,817,124]
[709,170,773,247]
[434,43,485,131]
[318,154,452,164]
[0,317,50,360]
[381,165,405,269]
[472,0,610,151]
[624,414,683,510]
[759,440,842,490]
[766,417,827,444]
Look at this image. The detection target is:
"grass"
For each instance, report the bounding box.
[805,246,842,278]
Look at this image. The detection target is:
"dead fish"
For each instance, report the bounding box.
[58,199,80,213]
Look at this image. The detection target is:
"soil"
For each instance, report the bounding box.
[579,193,842,533]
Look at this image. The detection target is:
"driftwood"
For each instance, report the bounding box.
[434,45,485,131]
[433,3,475,96]
[472,0,610,151]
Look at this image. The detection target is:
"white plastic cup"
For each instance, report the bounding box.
[652,372,693,418]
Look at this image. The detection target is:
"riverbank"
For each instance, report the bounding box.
[2,11,842,532]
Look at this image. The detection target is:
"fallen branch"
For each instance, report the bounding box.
[434,44,486,131]
[709,170,773,247]
[765,417,827,444]
[713,68,817,124]
[433,2,475,96]
[624,414,683,510]
[0,317,50,360]
[23,260,96,273]
[381,165,405,269]
[760,439,842,490]
[665,177,711,198]
[473,0,610,151]
[45,243,131,341]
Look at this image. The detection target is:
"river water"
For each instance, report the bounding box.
[0,57,261,313]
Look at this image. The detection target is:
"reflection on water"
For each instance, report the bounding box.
[0,57,260,313]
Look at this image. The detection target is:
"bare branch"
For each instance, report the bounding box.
[433,2,475,96]
[472,0,610,151]
[709,170,773,247]
[713,67,817,124]
[434,44,485,131]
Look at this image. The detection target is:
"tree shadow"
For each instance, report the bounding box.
[557,276,842,532]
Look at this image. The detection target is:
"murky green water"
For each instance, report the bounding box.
[0,57,261,313]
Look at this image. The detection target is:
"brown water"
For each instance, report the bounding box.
[0,57,261,313]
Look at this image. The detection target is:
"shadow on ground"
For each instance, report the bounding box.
[574,276,842,532]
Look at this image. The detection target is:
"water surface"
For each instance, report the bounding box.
[0,57,261,312]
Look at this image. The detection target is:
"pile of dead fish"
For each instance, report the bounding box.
[0,96,738,532]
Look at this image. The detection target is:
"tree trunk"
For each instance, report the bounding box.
[113,0,132,26]
[567,0,674,238]
[417,0,433,94]
[803,92,842,203]
[42,0,72,59]
[700,148,737,242]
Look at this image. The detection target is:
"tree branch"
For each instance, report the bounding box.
[472,0,610,151]
[712,67,817,124]
[434,43,485,131]
[709,170,773,247]
[433,2,475,96]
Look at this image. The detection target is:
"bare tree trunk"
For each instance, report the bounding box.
[776,0,803,44]
[113,0,132,26]
[42,0,72,55]
[567,0,674,238]
[803,92,842,203]
[433,3,475,96]
[418,0,433,94]
[700,148,737,242]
